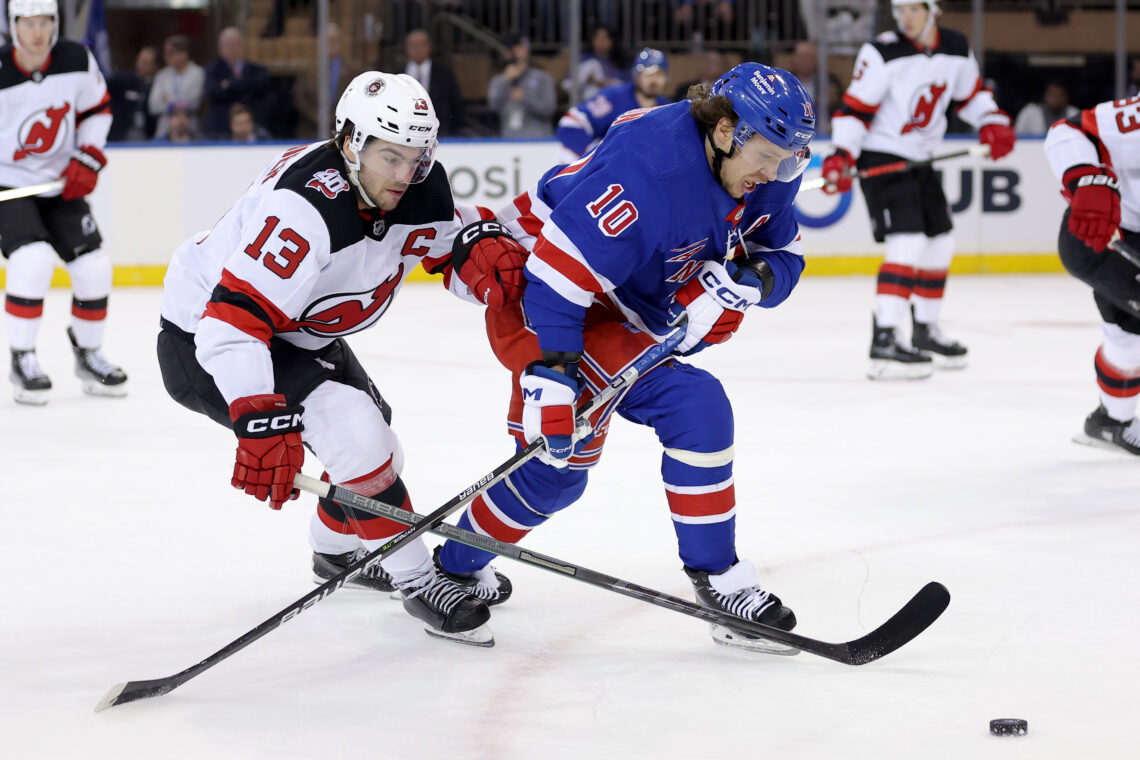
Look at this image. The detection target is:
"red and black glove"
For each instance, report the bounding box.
[451,219,528,310]
[229,394,305,510]
[821,149,856,195]
[60,145,107,200]
[1063,164,1121,253]
[979,122,1016,160]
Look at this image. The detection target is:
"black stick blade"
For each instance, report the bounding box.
[844,582,951,666]
[94,677,184,712]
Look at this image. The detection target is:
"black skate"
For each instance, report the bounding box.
[1073,405,1140,456]
[395,558,493,647]
[912,309,968,369]
[312,549,397,593]
[868,316,933,381]
[10,349,52,405]
[433,546,513,606]
[684,560,799,655]
[68,327,128,397]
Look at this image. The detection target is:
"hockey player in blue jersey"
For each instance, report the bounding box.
[440,62,816,652]
[555,47,671,164]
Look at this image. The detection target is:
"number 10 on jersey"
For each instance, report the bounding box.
[587,184,639,238]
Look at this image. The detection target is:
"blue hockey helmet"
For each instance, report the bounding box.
[632,47,668,77]
[710,63,816,182]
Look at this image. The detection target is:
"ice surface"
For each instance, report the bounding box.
[3,274,1138,759]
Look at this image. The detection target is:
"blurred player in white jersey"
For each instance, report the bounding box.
[1045,97,1140,455]
[1,0,126,404]
[822,0,1016,380]
[157,72,530,645]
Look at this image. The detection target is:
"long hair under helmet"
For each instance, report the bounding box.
[334,71,440,207]
[708,62,816,183]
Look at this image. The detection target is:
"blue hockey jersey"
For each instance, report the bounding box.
[506,101,806,355]
[556,82,672,157]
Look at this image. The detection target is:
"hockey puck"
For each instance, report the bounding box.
[989,719,1028,736]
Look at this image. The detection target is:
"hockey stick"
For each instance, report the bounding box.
[95,325,687,712]
[0,180,64,203]
[1108,236,1140,272]
[798,144,992,194]
[299,474,951,666]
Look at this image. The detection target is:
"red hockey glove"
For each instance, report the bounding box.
[667,260,767,355]
[1063,164,1121,253]
[979,123,1016,160]
[451,219,529,310]
[229,394,305,510]
[821,149,856,195]
[60,145,107,200]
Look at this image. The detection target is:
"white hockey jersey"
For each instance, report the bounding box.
[160,142,486,405]
[1044,96,1140,233]
[831,28,1007,162]
[0,40,110,192]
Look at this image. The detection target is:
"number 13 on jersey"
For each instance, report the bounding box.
[244,216,311,278]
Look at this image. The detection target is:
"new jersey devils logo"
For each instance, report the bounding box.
[295,263,404,337]
[13,104,72,161]
[306,168,350,198]
[901,83,947,134]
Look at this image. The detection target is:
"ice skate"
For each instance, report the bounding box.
[68,327,128,397]
[10,349,52,405]
[868,317,933,380]
[312,548,397,595]
[433,546,513,606]
[912,309,968,369]
[1072,405,1140,456]
[395,557,493,647]
[684,560,799,655]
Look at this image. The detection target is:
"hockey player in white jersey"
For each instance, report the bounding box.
[1,0,127,404]
[1045,97,1140,455]
[822,0,1016,380]
[157,72,529,645]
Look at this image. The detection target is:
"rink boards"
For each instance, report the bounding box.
[0,137,1066,287]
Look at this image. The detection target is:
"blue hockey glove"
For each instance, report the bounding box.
[667,260,769,355]
[519,364,593,471]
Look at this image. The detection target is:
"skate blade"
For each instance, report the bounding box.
[423,623,495,647]
[310,574,399,596]
[710,624,800,656]
[867,359,934,381]
[929,354,968,370]
[80,379,128,397]
[12,386,50,405]
[1072,433,1139,456]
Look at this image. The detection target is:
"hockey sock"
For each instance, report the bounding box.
[65,248,112,348]
[1096,324,1140,421]
[875,233,924,329]
[912,233,954,325]
[663,447,737,571]
[4,242,55,351]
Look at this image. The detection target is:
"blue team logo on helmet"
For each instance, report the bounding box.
[710,62,816,182]
[632,48,668,77]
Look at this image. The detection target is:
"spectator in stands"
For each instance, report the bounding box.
[403,29,465,136]
[228,103,273,142]
[488,33,556,138]
[788,40,841,132]
[149,35,204,139]
[204,27,270,139]
[674,0,734,28]
[1014,80,1078,136]
[108,45,159,142]
[562,24,625,102]
[295,23,356,139]
[153,103,200,144]
[1128,58,1140,98]
[262,0,313,38]
[671,50,724,102]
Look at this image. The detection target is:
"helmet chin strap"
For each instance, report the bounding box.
[706,127,741,201]
[341,133,378,209]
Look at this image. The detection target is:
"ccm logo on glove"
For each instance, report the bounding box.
[239,411,305,436]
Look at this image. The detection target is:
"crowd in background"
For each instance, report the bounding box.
[12,8,1136,145]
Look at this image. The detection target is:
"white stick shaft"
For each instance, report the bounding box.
[0,181,65,203]
[798,143,992,195]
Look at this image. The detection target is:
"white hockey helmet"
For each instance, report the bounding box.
[334,71,439,197]
[8,0,59,50]
[891,0,941,41]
